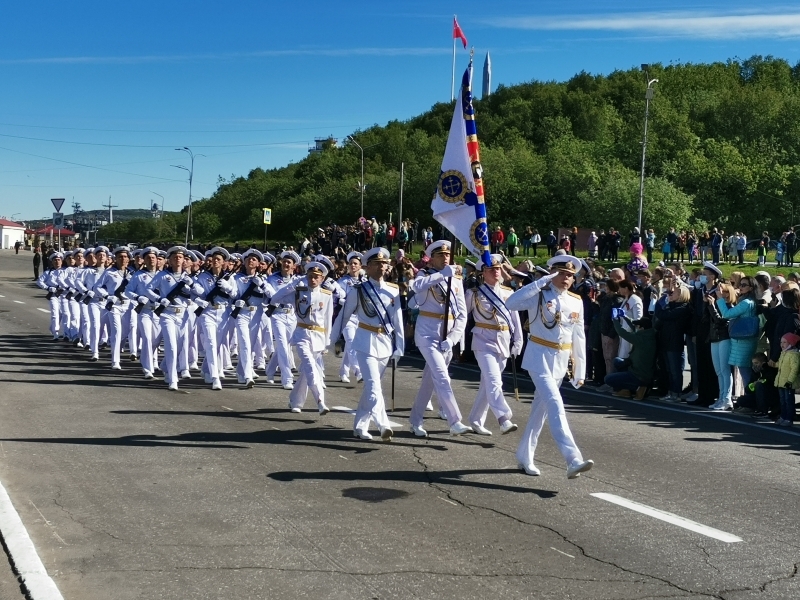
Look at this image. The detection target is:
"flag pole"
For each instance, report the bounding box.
[451,15,457,101]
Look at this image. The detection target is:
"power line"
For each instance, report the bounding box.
[0,121,371,134]
[0,131,316,148]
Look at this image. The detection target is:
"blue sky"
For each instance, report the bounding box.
[2,1,800,222]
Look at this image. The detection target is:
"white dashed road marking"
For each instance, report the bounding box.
[37,308,50,313]
[591,493,743,543]
[13,300,25,304]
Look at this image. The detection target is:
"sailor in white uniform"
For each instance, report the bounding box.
[36,252,65,339]
[94,246,133,369]
[126,246,161,379]
[336,251,364,383]
[505,255,594,478]
[271,261,333,414]
[266,251,300,389]
[466,254,523,435]
[408,240,472,437]
[330,247,403,440]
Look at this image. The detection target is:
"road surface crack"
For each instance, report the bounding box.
[52,486,126,543]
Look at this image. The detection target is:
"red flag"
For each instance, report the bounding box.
[453,16,467,49]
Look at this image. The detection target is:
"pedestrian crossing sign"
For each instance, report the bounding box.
[263,208,272,225]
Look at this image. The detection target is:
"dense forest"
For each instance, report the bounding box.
[100,55,800,244]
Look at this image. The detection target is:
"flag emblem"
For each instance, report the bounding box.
[438,170,469,204]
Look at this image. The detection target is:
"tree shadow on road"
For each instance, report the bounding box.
[269,467,558,498]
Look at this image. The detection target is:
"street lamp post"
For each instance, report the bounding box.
[637,73,658,234]
[150,191,164,218]
[347,136,365,219]
[172,147,204,246]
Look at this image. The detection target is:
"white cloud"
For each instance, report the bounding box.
[485,11,800,39]
[0,47,450,66]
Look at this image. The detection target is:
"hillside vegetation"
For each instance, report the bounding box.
[101,55,800,244]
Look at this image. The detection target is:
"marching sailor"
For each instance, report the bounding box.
[74,248,95,348]
[83,246,110,361]
[270,260,333,414]
[94,246,132,369]
[36,251,65,340]
[408,240,472,437]
[505,255,595,478]
[126,246,161,379]
[336,251,364,383]
[466,254,523,435]
[231,248,274,387]
[266,251,300,389]
[146,246,198,391]
[330,247,403,440]
[65,249,85,344]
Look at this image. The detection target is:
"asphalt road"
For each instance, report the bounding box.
[0,249,799,599]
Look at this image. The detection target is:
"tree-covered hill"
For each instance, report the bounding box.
[102,55,800,243]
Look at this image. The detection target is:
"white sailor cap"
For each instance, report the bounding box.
[85,247,95,255]
[304,261,328,277]
[580,259,592,273]
[131,249,142,258]
[534,265,550,276]
[112,245,132,256]
[464,258,477,270]
[363,247,391,264]
[263,252,276,264]
[315,254,335,273]
[140,246,159,257]
[157,250,167,258]
[242,248,264,262]
[547,255,582,274]
[230,253,242,261]
[93,245,110,255]
[280,250,301,264]
[166,245,188,257]
[702,261,723,278]
[346,251,363,263]
[63,250,73,258]
[190,250,203,262]
[72,248,85,255]
[50,251,64,260]
[424,239,452,257]
[208,246,230,261]
[476,254,504,270]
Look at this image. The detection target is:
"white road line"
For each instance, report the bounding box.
[13,300,24,304]
[37,308,50,313]
[591,492,743,543]
[0,294,5,297]
[550,547,575,558]
[0,480,65,599]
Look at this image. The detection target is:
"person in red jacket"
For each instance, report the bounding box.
[491,226,505,254]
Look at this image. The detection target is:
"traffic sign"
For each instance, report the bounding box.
[263,208,272,225]
[51,198,65,212]
[53,213,64,228]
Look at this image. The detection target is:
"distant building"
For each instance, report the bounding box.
[308,137,337,154]
[0,218,25,249]
[482,52,492,99]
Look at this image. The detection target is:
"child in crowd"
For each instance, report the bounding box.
[757,241,767,266]
[735,353,778,417]
[775,333,800,426]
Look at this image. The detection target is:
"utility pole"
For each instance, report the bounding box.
[173,147,204,246]
[638,66,658,233]
[104,196,118,224]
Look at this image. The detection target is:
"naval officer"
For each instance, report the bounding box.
[505,255,595,478]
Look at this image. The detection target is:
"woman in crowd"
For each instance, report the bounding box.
[753,272,773,307]
[654,284,693,402]
[764,287,800,370]
[716,275,762,401]
[705,281,734,410]
[522,226,533,256]
[729,271,744,288]
[617,280,643,362]
[626,243,648,279]
[530,229,541,257]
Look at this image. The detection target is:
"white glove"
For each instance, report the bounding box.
[159,298,170,307]
[252,276,262,287]
[181,273,193,284]
[48,287,56,293]
[69,288,76,294]
[194,298,209,309]
[440,265,455,278]
[86,290,95,298]
[439,339,453,354]
[137,296,148,304]
[511,343,523,357]
[392,350,403,362]
[234,300,246,309]
[108,295,119,305]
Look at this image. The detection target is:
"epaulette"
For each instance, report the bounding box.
[500,285,513,291]
[319,288,332,295]
[453,275,462,279]
[384,282,399,289]
[567,291,581,300]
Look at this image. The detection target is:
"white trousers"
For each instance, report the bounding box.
[469,352,513,426]
[354,352,391,433]
[516,372,583,467]
[267,316,296,386]
[234,311,261,382]
[108,303,131,366]
[137,310,160,374]
[198,308,226,381]
[48,297,62,337]
[159,311,189,385]
[88,303,108,357]
[339,320,362,378]
[288,340,324,408]
[128,305,139,356]
[186,311,199,367]
[79,303,90,345]
[59,297,71,338]
[68,299,81,340]
[410,342,462,427]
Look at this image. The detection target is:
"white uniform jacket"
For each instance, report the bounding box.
[266,272,299,317]
[505,277,586,386]
[125,269,159,310]
[330,278,404,360]
[270,278,332,353]
[467,283,523,359]
[409,267,467,346]
[231,273,274,311]
[94,267,132,308]
[145,269,198,312]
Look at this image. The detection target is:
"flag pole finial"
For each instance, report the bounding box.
[470,46,474,59]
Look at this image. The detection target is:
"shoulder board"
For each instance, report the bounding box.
[384,282,399,289]
[319,288,332,295]
[568,291,581,300]
[500,285,513,291]
[453,274,462,280]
